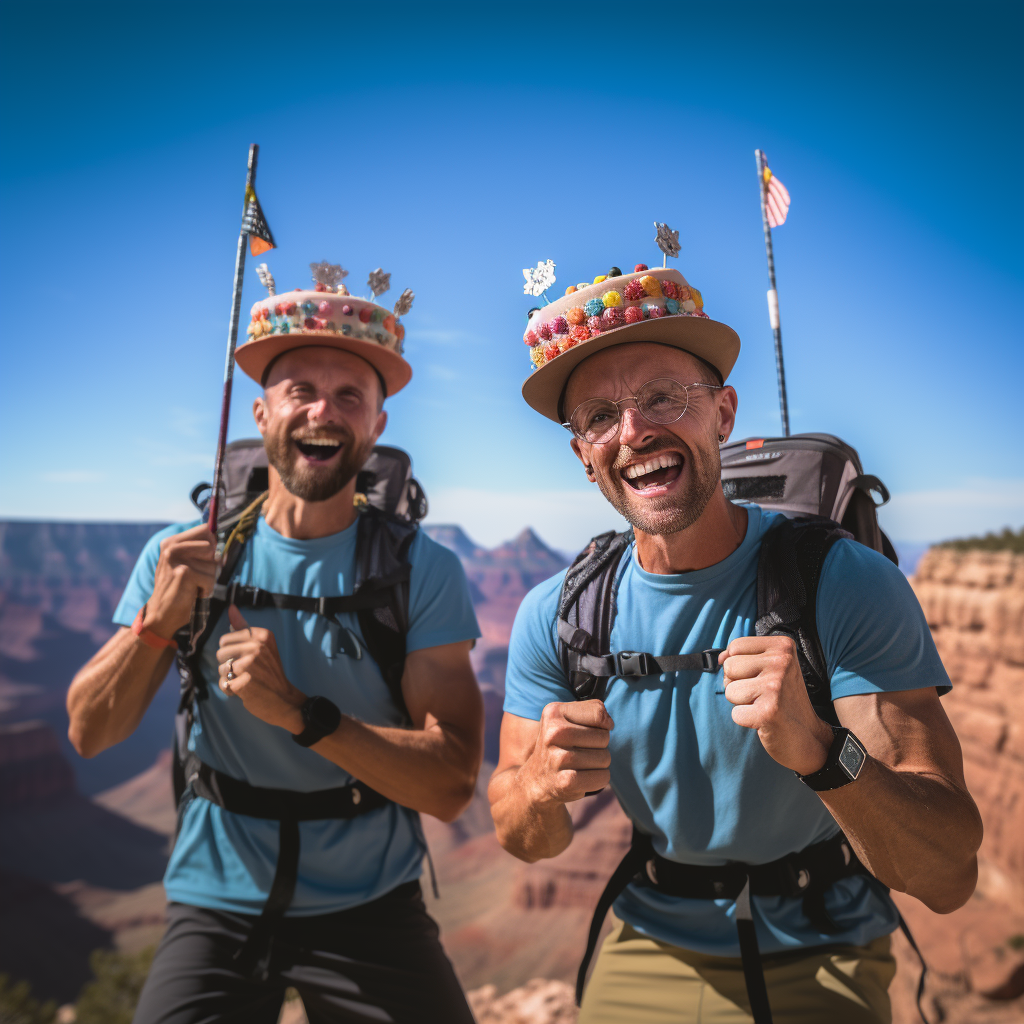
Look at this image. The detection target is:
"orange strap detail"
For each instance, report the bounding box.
[131,605,177,650]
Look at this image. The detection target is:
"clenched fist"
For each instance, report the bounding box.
[518,699,614,807]
[720,635,833,776]
[144,524,218,638]
[215,605,307,732]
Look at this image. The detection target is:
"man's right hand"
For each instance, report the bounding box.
[518,699,614,806]
[144,525,218,638]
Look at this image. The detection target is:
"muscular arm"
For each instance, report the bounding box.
[215,606,484,823]
[67,523,216,758]
[723,636,982,914]
[305,640,484,823]
[823,687,982,913]
[488,701,612,863]
[67,629,176,758]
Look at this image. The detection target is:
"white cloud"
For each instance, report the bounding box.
[425,487,628,551]
[878,479,1024,543]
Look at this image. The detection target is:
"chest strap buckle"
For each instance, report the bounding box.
[616,651,653,677]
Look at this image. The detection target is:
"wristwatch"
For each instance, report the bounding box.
[797,727,867,791]
[292,696,342,748]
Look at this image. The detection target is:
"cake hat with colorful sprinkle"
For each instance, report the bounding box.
[235,260,415,396]
[519,222,741,422]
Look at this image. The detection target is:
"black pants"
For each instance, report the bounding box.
[132,882,474,1024]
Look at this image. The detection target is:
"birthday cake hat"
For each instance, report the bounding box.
[519,222,741,422]
[236,261,415,396]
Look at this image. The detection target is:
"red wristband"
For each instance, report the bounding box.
[131,605,177,650]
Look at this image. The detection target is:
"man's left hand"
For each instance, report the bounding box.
[216,605,306,733]
[720,636,833,776]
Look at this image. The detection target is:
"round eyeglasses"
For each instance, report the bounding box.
[563,378,722,444]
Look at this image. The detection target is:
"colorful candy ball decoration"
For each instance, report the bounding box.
[523,268,712,370]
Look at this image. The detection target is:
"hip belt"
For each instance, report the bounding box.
[578,828,929,1024]
[179,750,390,977]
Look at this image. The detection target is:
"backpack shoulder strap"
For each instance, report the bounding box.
[353,505,418,723]
[556,529,634,700]
[756,515,850,727]
[172,494,266,807]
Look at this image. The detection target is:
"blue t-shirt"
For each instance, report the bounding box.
[504,504,950,957]
[114,515,480,916]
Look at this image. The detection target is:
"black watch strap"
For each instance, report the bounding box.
[292,696,342,748]
[798,727,867,791]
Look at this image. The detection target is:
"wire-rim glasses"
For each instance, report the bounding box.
[563,378,722,444]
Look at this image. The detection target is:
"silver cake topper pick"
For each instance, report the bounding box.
[367,268,392,298]
[310,261,349,292]
[394,288,415,316]
[523,259,556,301]
[255,263,276,296]
[654,222,680,267]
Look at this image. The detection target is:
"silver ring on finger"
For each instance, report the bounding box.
[226,657,235,680]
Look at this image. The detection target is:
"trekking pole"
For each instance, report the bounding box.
[755,149,790,437]
[208,143,260,534]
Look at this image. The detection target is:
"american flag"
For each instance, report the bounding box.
[762,162,791,228]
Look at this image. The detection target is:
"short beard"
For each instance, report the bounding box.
[264,425,373,503]
[596,432,721,536]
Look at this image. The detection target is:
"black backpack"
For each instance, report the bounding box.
[171,439,429,977]
[560,434,928,1023]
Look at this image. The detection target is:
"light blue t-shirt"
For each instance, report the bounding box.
[504,504,950,957]
[114,515,480,916]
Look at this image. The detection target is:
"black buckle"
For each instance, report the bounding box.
[616,651,653,676]
[700,649,719,672]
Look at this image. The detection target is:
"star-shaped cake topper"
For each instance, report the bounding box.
[255,263,276,296]
[654,222,680,264]
[394,288,415,316]
[367,268,391,298]
[310,261,348,292]
[523,259,556,299]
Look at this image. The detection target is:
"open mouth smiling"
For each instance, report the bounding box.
[293,436,343,463]
[621,452,684,492]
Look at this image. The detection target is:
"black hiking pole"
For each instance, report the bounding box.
[755,149,790,437]
[208,143,276,533]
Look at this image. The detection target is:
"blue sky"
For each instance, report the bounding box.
[1,1,1021,551]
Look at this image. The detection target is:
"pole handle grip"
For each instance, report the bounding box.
[766,289,780,331]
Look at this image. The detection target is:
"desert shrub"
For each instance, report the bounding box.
[939,526,1024,553]
[0,974,56,1024]
[73,947,154,1024]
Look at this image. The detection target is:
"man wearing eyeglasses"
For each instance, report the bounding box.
[488,266,980,1023]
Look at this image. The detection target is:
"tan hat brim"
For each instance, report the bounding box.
[235,332,413,396]
[521,314,741,422]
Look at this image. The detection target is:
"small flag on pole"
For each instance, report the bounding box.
[761,162,791,228]
[241,183,276,256]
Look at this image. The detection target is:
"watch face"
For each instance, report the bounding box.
[307,697,335,731]
[838,734,866,780]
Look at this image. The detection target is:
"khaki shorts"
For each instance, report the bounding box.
[579,920,895,1024]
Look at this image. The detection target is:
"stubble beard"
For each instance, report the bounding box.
[596,432,722,536]
[264,425,374,503]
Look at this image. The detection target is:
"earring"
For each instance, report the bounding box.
[718,434,725,442]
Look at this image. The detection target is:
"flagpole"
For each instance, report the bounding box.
[755,149,790,437]
[208,143,259,533]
